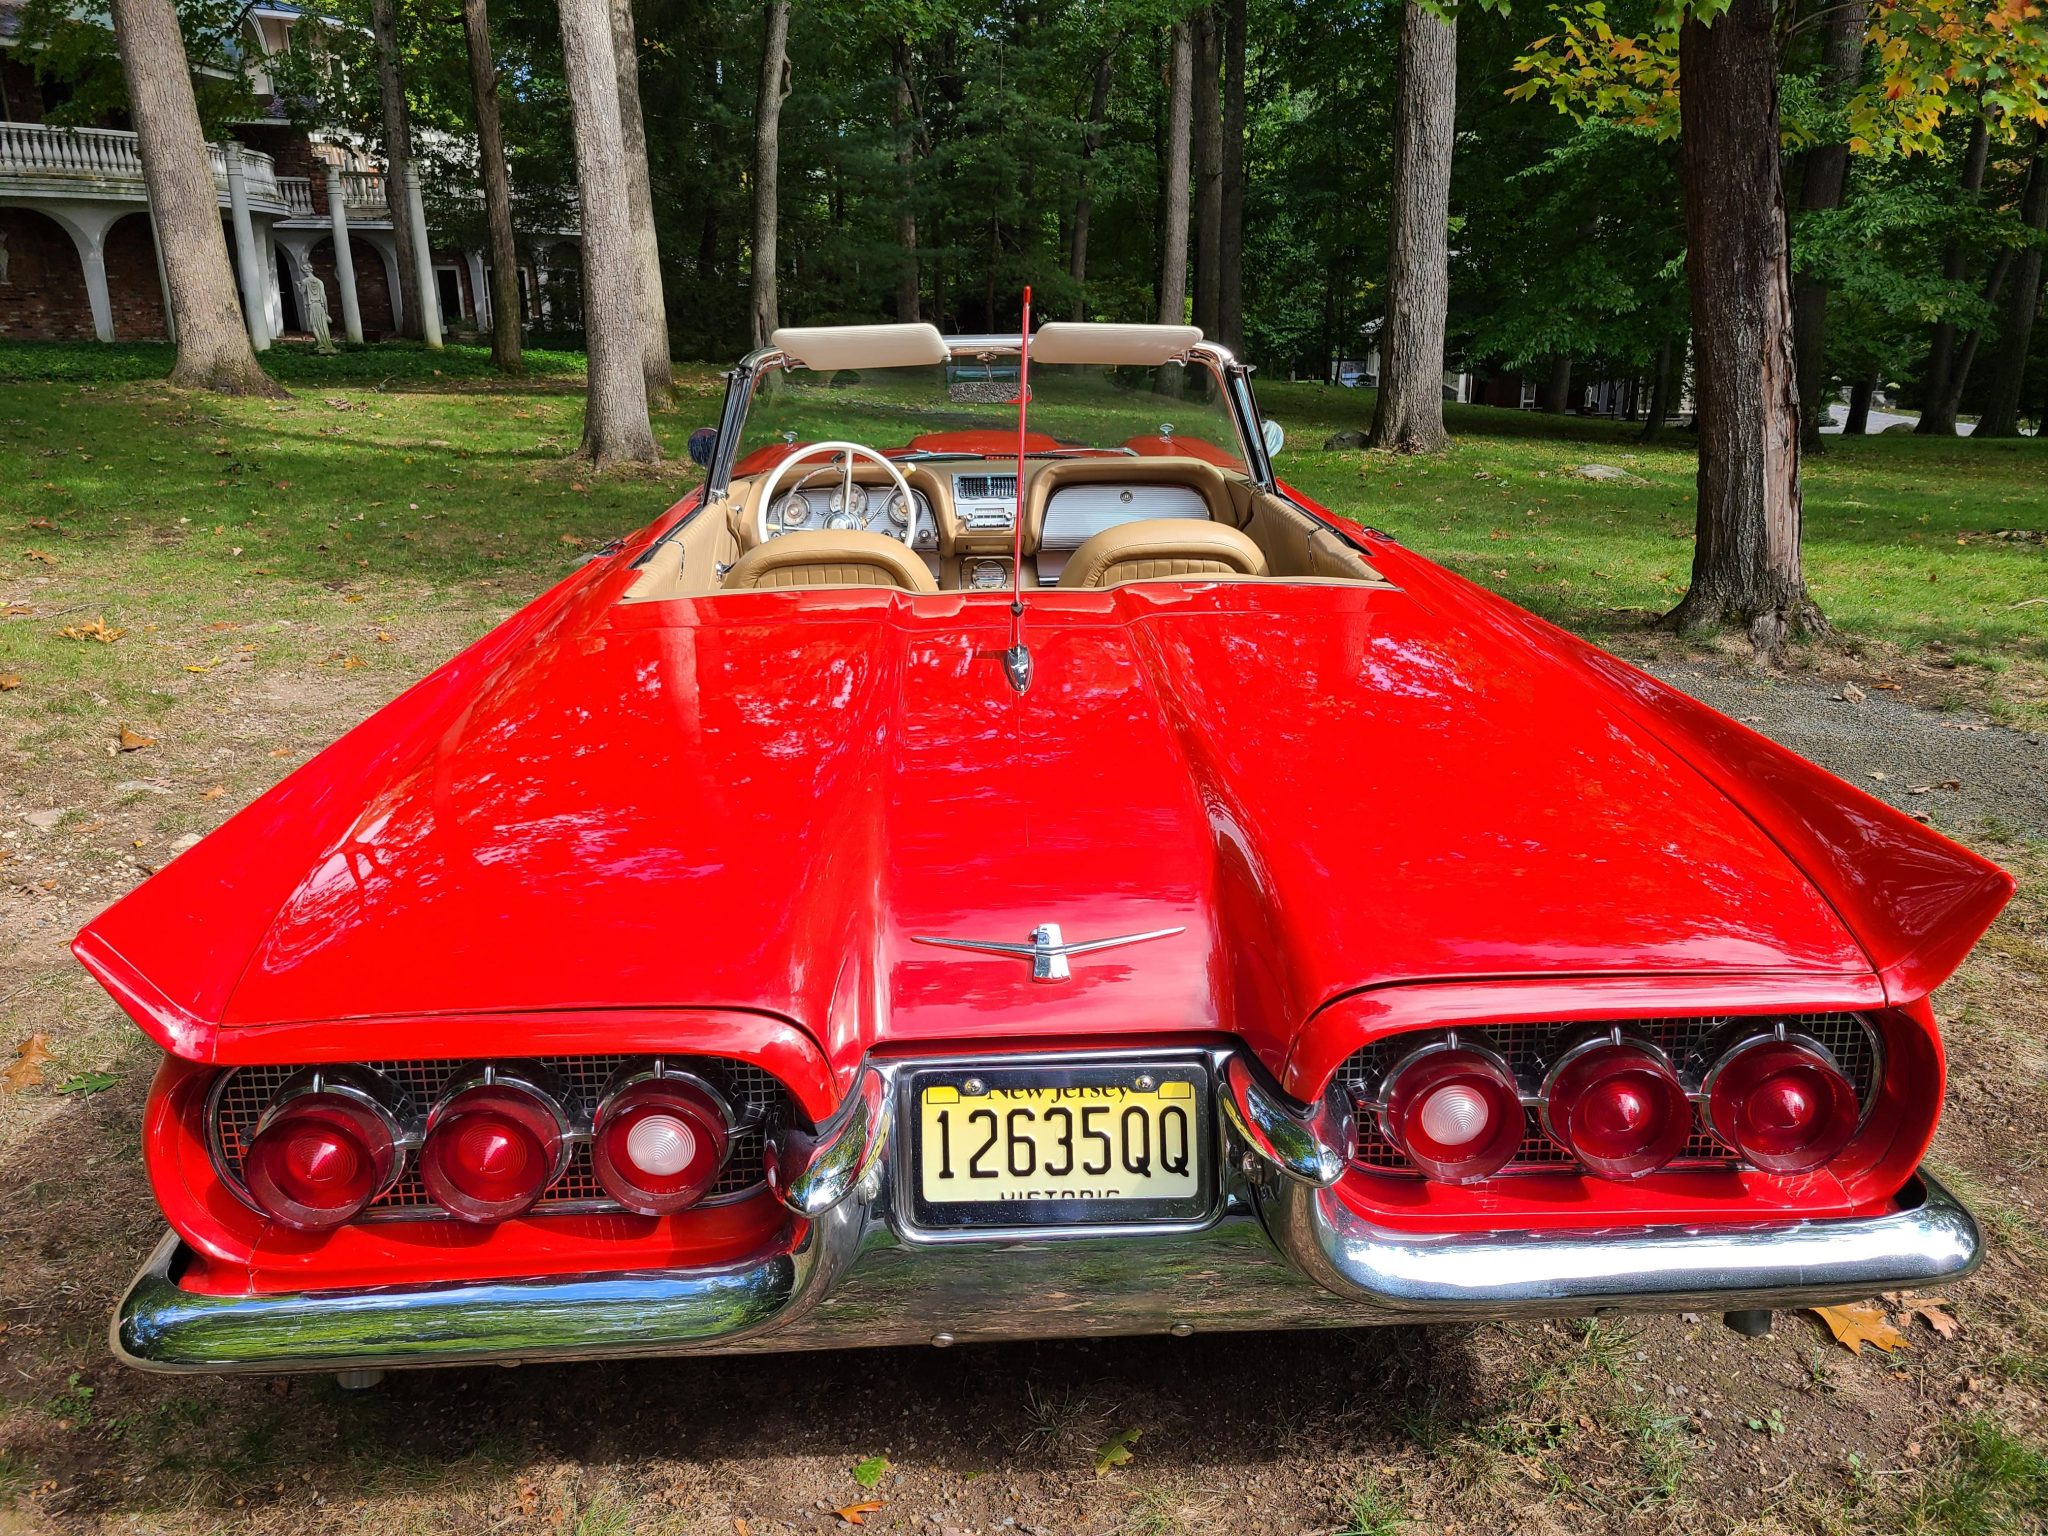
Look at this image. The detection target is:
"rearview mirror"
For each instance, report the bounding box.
[687,428,716,468]
[1262,419,1286,456]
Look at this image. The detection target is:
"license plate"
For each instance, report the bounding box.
[905,1062,1214,1231]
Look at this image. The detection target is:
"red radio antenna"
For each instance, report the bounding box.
[1002,286,1033,694]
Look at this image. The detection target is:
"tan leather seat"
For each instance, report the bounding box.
[722,530,938,594]
[1058,519,1267,589]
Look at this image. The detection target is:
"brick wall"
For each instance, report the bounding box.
[309,234,396,336]
[106,212,166,339]
[0,209,93,340]
[236,125,329,215]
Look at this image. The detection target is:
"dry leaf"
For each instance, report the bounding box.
[118,726,156,752]
[25,550,56,565]
[0,673,20,691]
[1840,682,1865,702]
[1812,1302,1911,1355]
[1905,1297,1961,1339]
[834,1502,884,1526]
[560,533,587,547]
[184,657,224,674]
[735,1521,751,1536]
[3,1035,54,1094]
[268,748,291,759]
[59,616,125,644]
[342,656,366,670]
[201,785,226,799]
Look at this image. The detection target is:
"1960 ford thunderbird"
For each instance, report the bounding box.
[82,322,2013,1379]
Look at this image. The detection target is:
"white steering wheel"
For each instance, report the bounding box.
[753,442,919,547]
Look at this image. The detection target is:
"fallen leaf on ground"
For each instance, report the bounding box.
[1812,1302,1910,1354]
[835,1503,883,1526]
[851,1456,890,1489]
[4,1035,54,1094]
[1903,1297,1961,1339]
[25,550,56,565]
[59,616,125,643]
[118,727,155,752]
[184,657,224,674]
[342,656,366,670]
[268,748,291,758]
[1094,1426,1141,1477]
[1873,680,1902,691]
[56,1071,119,1096]
[0,674,20,691]
[201,785,226,799]
[1840,682,1865,703]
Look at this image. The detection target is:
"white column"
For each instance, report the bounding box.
[323,164,363,345]
[400,162,442,347]
[260,223,283,338]
[465,249,489,327]
[222,145,270,350]
[45,206,117,343]
[144,188,177,343]
[78,226,114,343]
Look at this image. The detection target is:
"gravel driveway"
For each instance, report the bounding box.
[1644,658,2048,837]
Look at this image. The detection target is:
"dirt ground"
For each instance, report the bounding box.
[2,566,2045,1534]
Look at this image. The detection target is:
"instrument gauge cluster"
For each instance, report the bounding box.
[767,484,938,548]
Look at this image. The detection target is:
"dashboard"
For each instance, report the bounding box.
[763,482,940,553]
[743,459,1233,590]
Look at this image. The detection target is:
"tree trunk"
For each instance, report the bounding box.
[109,0,278,394]
[1931,248,2015,429]
[1543,354,1574,413]
[1191,6,1223,338]
[1218,0,1247,353]
[750,0,791,349]
[1156,20,1192,326]
[1368,0,1456,453]
[1918,119,1989,433]
[370,0,424,340]
[892,36,920,321]
[1791,0,1867,453]
[557,0,657,466]
[1070,48,1114,320]
[1844,373,1875,433]
[1640,338,1674,441]
[609,0,672,403]
[1668,0,1822,656]
[1976,151,2047,438]
[461,0,523,374]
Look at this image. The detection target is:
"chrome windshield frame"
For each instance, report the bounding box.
[702,336,1276,501]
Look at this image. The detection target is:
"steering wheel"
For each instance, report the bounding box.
[753,442,919,547]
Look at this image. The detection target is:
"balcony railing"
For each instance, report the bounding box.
[0,123,286,212]
[277,175,316,217]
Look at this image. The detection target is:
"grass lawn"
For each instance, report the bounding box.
[1,344,2045,1536]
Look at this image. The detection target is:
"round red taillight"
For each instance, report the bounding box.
[419,1072,569,1224]
[1706,1033,1860,1174]
[592,1066,733,1215]
[1542,1040,1693,1179]
[242,1071,404,1231]
[1380,1042,1524,1183]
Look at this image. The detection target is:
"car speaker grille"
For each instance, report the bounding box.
[1334,1013,1880,1177]
[211,1055,788,1219]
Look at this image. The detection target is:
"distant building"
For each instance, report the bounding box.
[0,0,580,345]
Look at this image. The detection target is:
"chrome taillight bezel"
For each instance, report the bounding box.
[589,1058,740,1216]
[232,1065,413,1228]
[417,1061,575,1224]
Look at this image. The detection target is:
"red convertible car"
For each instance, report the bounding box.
[82,322,2011,1380]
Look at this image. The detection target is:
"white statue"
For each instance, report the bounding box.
[300,271,336,353]
[0,230,11,286]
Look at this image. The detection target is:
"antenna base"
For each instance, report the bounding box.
[1002,644,1032,694]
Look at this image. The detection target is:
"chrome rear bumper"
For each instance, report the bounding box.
[113,1049,1982,1374]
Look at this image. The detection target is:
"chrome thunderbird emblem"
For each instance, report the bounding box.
[911,922,1184,983]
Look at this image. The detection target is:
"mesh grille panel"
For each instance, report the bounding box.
[1335,1013,1879,1178]
[212,1056,788,1219]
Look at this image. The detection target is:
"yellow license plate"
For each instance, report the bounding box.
[918,1078,1203,1206]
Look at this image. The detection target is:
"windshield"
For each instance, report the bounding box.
[734,357,1250,474]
